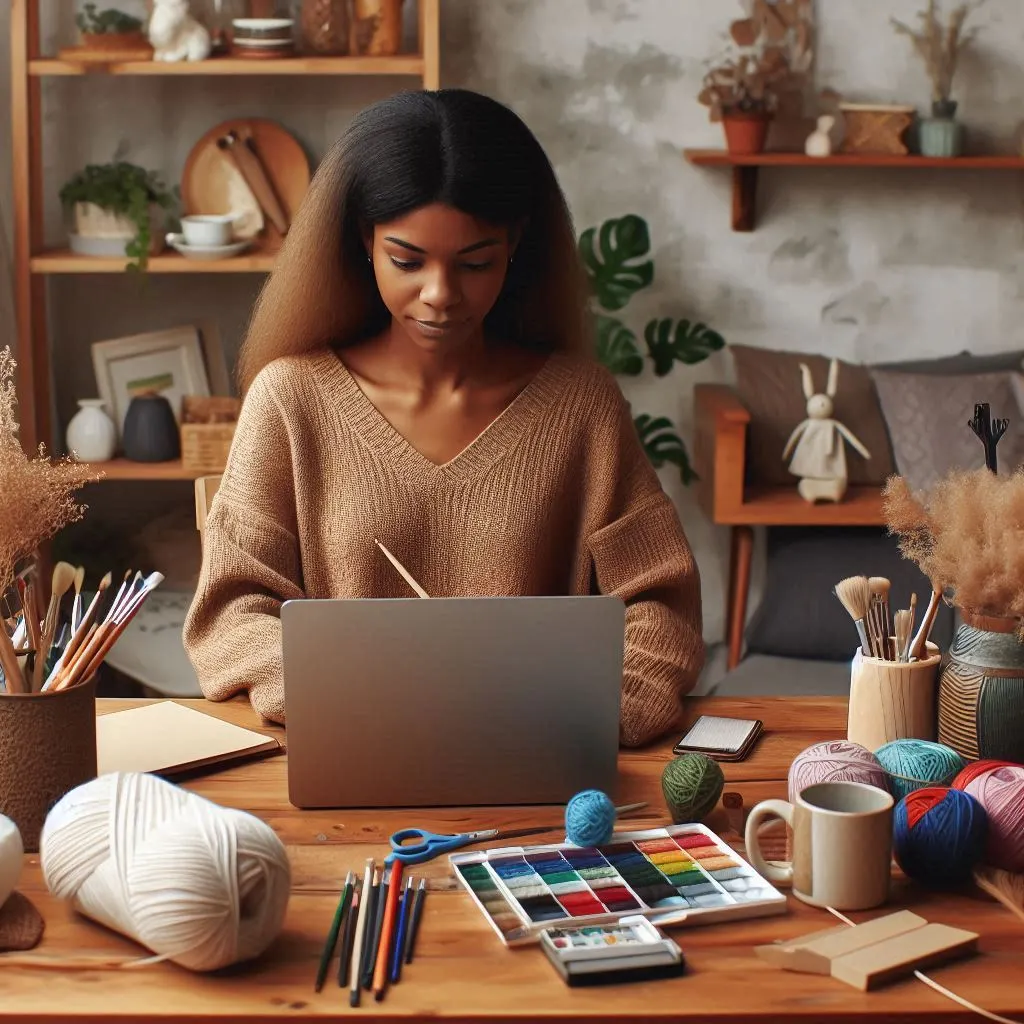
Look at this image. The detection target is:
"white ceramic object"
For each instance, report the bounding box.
[165,233,251,260]
[149,0,212,62]
[0,814,23,910]
[181,214,234,247]
[66,399,117,462]
[71,203,165,255]
[805,114,836,157]
[232,18,295,30]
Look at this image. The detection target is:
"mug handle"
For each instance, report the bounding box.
[743,799,795,885]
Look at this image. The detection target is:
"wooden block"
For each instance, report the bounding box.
[755,911,979,991]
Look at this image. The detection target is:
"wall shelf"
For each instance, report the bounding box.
[84,459,203,482]
[30,55,425,77]
[683,148,1024,231]
[31,248,276,274]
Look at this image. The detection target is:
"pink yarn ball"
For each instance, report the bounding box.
[788,740,890,802]
[964,765,1024,871]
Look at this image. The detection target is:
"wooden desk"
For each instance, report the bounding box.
[3,696,1021,1022]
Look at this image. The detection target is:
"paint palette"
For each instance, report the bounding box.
[451,824,787,946]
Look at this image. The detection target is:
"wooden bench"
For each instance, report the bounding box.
[693,384,885,671]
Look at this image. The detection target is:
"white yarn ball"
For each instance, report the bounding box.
[39,772,290,971]
[0,813,23,909]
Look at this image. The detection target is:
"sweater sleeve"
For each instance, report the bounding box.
[182,367,304,724]
[585,374,705,748]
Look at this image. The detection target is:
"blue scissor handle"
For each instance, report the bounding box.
[387,827,468,865]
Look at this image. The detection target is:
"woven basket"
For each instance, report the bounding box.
[180,396,239,474]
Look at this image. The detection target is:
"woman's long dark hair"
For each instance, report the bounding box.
[238,88,591,393]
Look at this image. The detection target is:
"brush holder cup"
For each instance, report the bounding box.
[937,610,1024,763]
[847,642,940,752]
[0,677,98,852]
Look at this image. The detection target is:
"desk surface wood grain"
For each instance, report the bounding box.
[2,696,1021,1022]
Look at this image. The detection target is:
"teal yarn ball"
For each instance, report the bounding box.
[565,789,617,846]
[893,787,988,887]
[661,753,725,823]
[875,740,965,801]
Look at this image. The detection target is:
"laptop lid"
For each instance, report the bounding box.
[281,595,625,809]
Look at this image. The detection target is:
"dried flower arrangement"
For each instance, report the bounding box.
[891,0,985,114]
[698,0,814,122]
[0,348,102,689]
[883,404,1024,635]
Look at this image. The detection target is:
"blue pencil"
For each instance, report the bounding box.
[390,876,414,983]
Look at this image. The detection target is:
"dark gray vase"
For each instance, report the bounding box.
[122,393,180,462]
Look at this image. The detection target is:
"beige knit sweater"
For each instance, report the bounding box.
[183,348,704,747]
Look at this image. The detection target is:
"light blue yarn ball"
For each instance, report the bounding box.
[875,739,965,802]
[565,789,617,846]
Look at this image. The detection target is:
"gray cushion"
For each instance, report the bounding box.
[873,349,1024,374]
[708,653,852,697]
[744,526,955,662]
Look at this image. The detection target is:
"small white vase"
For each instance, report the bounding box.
[66,399,117,462]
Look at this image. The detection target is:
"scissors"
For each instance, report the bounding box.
[386,803,648,865]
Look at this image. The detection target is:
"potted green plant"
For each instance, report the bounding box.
[699,0,814,155]
[59,162,177,271]
[578,214,726,484]
[75,3,148,51]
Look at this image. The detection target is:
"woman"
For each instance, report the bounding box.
[183,88,704,747]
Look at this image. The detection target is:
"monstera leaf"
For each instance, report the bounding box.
[644,318,726,376]
[595,314,643,376]
[634,414,697,485]
[579,214,654,312]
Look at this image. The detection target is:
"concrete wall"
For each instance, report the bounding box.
[2,0,1024,654]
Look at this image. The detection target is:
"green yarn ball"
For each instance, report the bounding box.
[661,753,725,823]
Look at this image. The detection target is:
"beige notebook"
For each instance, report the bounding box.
[97,700,282,777]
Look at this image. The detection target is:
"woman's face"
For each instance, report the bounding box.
[368,203,514,351]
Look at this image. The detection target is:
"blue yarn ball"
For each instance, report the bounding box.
[875,739,965,801]
[565,789,617,846]
[893,786,988,887]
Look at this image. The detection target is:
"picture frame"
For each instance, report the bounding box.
[91,326,212,436]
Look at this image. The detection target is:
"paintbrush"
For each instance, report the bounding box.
[868,577,892,660]
[834,576,874,656]
[893,609,912,664]
[70,565,85,633]
[44,571,112,690]
[909,585,942,661]
[374,539,429,599]
[33,561,76,690]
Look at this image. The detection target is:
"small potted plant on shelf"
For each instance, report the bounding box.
[699,0,814,155]
[59,162,177,272]
[74,3,148,51]
[891,0,984,158]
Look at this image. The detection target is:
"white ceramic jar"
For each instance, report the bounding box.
[66,399,117,462]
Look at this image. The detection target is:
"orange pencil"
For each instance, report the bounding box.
[372,861,403,1001]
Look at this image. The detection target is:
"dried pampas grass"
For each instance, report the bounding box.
[0,347,102,594]
[883,467,1024,633]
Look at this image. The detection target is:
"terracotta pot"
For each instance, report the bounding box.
[937,609,1024,763]
[721,112,771,155]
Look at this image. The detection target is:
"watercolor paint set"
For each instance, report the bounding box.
[450,823,787,946]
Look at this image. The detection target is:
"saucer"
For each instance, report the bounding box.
[166,233,252,260]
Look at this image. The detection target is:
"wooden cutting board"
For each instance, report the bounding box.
[181,118,311,249]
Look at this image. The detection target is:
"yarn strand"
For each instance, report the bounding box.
[825,906,1020,1023]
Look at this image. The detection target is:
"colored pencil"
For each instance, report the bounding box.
[349,860,374,1009]
[405,878,427,964]
[337,887,359,988]
[359,870,380,991]
[373,860,404,1001]
[314,870,353,992]
[390,875,413,983]
[364,869,389,988]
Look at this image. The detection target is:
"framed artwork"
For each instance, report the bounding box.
[91,326,211,436]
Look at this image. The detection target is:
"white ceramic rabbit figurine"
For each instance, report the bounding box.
[782,359,871,504]
[148,0,212,62]
[805,115,835,157]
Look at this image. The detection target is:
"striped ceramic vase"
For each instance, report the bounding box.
[937,610,1024,762]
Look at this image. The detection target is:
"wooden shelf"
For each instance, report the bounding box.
[31,248,276,274]
[85,458,207,481]
[725,485,884,527]
[683,148,1024,231]
[30,55,425,77]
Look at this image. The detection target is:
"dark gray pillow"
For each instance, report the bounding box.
[872,349,1024,374]
[745,527,955,662]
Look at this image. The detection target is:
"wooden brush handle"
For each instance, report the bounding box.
[909,590,941,661]
[0,631,26,694]
[228,131,289,235]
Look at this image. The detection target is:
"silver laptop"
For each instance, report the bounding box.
[281,596,625,809]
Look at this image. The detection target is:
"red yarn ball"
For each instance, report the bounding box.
[951,759,1020,792]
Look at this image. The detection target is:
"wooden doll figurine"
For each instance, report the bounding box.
[782,359,871,503]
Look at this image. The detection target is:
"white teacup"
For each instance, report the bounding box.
[180,214,235,248]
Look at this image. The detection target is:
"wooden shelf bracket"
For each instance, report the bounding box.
[732,166,758,232]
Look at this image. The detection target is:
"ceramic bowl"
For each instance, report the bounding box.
[232,18,294,41]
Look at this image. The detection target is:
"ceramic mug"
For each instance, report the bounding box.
[180,214,234,247]
[744,780,894,911]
